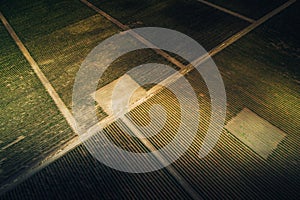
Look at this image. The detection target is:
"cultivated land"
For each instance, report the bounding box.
[0,0,299,199]
[88,0,250,50]
[205,0,287,19]
[0,24,73,185]
[0,0,185,192]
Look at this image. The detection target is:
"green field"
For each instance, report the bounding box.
[0,0,95,42]
[0,0,299,199]
[0,0,120,186]
[0,0,186,189]
[0,24,73,185]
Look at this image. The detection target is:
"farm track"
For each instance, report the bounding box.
[0,1,299,198]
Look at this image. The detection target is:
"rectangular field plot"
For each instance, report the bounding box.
[2,3,181,110]
[255,1,299,78]
[1,143,191,199]
[27,29,177,109]
[93,74,147,116]
[23,14,120,108]
[209,3,299,182]
[212,3,300,132]
[0,25,73,184]
[205,0,287,19]
[225,108,286,159]
[88,0,250,50]
[0,0,96,42]
[143,2,298,197]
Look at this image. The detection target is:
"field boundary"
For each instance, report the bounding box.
[80,0,186,69]
[0,0,296,196]
[0,11,78,194]
[0,12,77,133]
[196,0,255,23]
[206,0,296,58]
